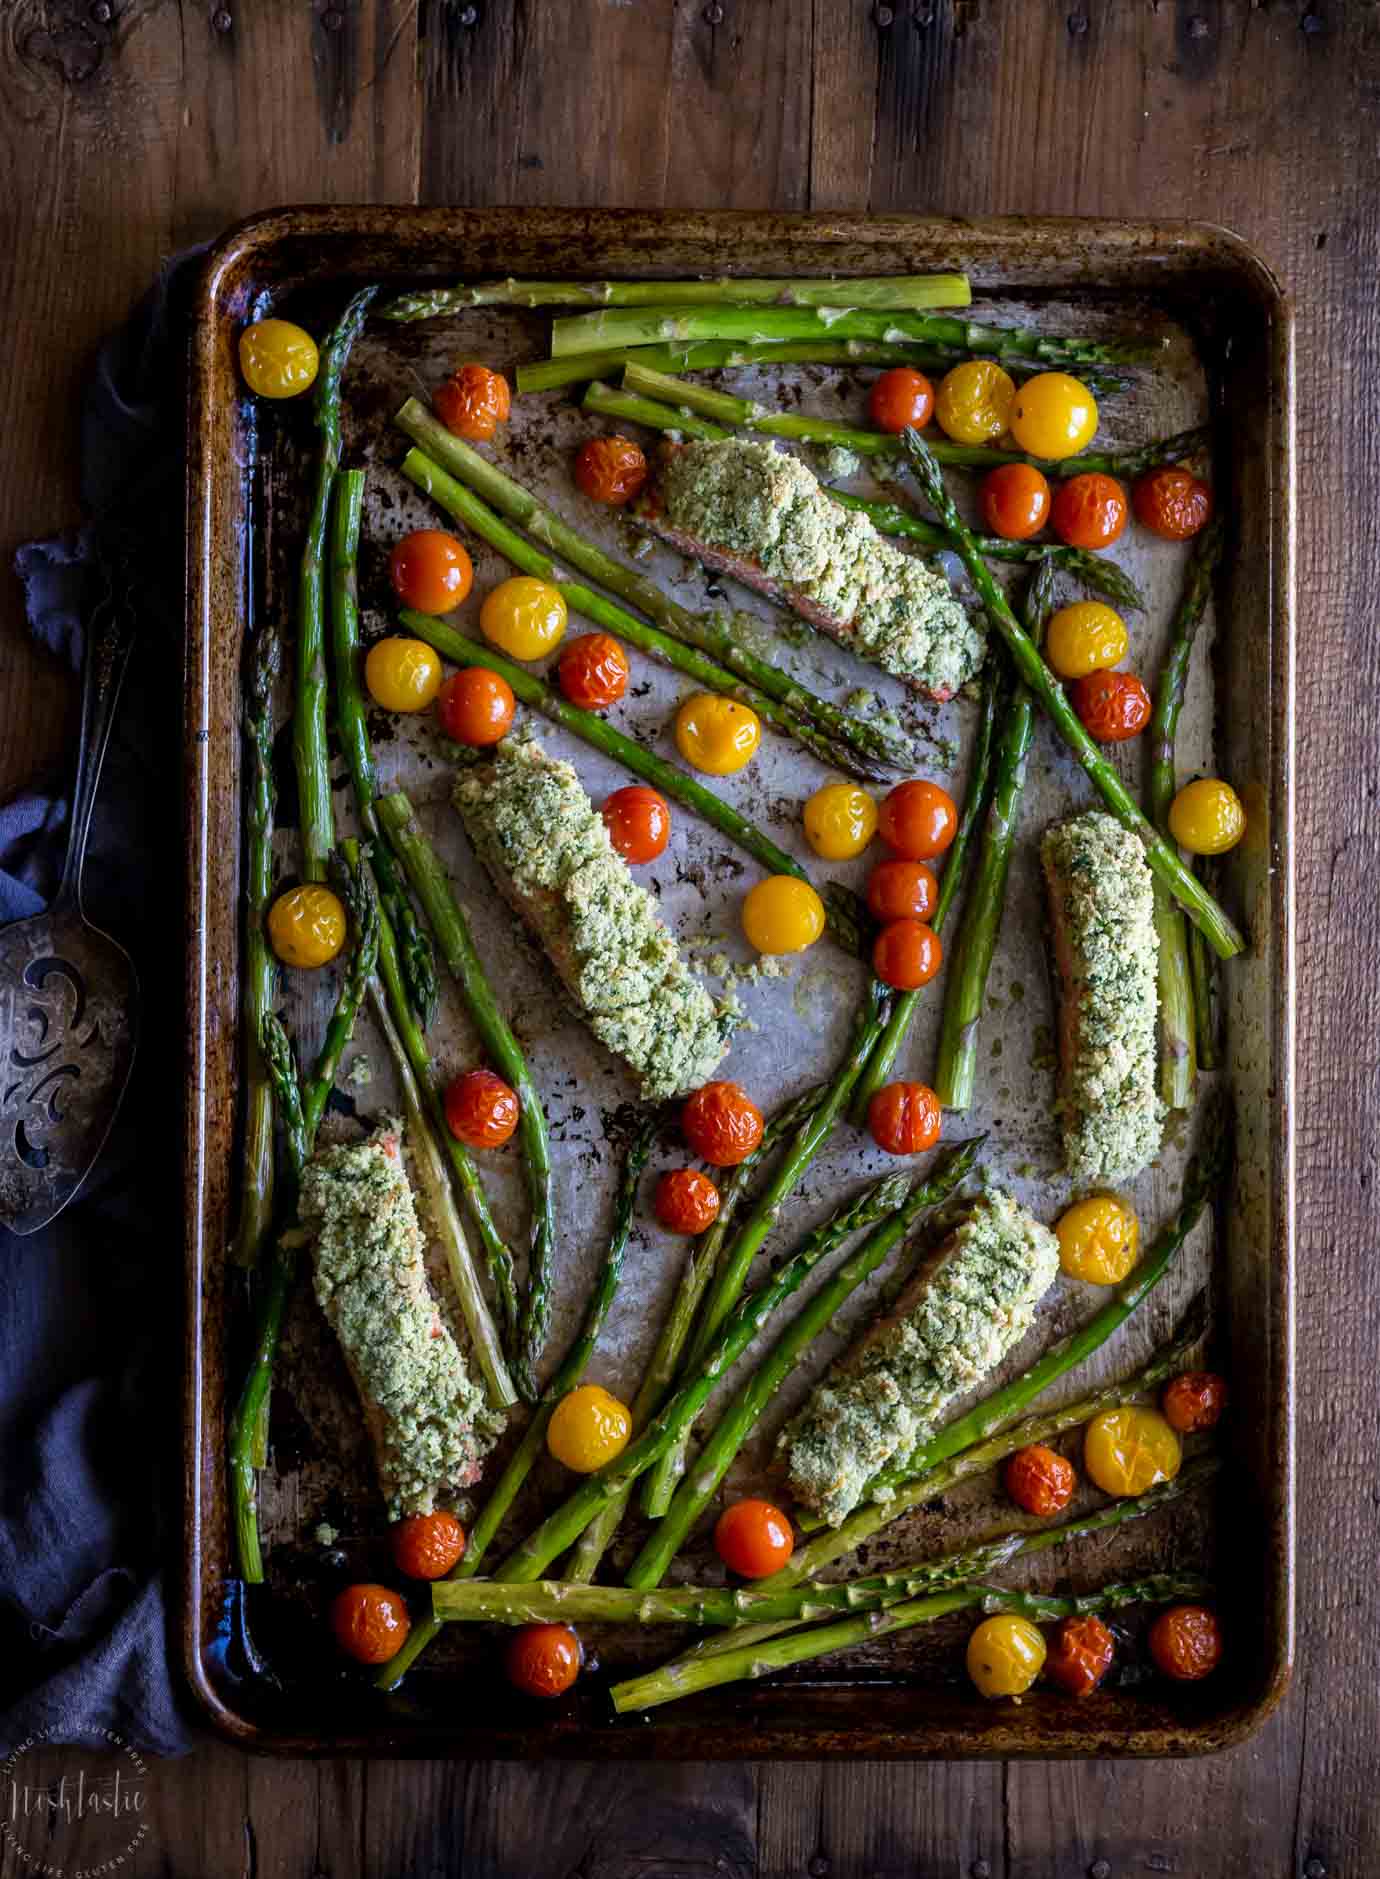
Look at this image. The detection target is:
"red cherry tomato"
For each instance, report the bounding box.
[868,368,935,435]
[980,463,1052,541]
[1004,1444,1076,1517]
[434,364,511,442]
[575,435,648,506]
[390,1511,467,1581]
[1071,669,1152,742]
[1046,1615,1115,1697]
[714,1498,795,1578]
[1051,473,1128,550]
[682,1081,765,1167]
[867,1081,942,1156]
[655,1168,721,1234]
[866,858,939,924]
[557,632,631,710]
[505,1623,583,1697]
[872,918,943,990]
[1133,467,1213,541]
[1161,1371,1228,1434]
[331,1583,411,1665]
[1148,1605,1222,1681]
[601,786,671,863]
[444,1068,520,1148]
[436,668,516,746]
[388,530,474,615]
[878,779,959,861]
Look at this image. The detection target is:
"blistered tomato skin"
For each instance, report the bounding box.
[575,434,649,506]
[1055,1195,1140,1284]
[866,859,938,924]
[1051,473,1128,550]
[365,638,444,711]
[935,360,1016,447]
[655,1168,721,1235]
[878,779,959,860]
[1084,1407,1182,1498]
[1071,670,1152,743]
[966,1615,1047,1698]
[506,1623,583,1698]
[868,367,935,434]
[742,876,826,955]
[1009,372,1099,459]
[1046,1615,1116,1697]
[980,463,1052,541]
[480,578,568,660]
[546,1384,633,1472]
[331,1584,411,1664]
[601,785,671,863]
[714,1499,795,1578]
[1045,602,1130,680]
[391,1511,466,1580]
[239,319,319,399]
[444,1069,521,1149]
[388,530,474,614]
[872,918,942,991]
[436,668,516,746]
[435,363,511,442]
[1004,1444,1076,1517]
[867,1081,942,1156]
[268,885,347,968]
[803,782,878,860]
[1148,1605,1222,1681]
[1133,467,1214,541]
[674,694,761,775]
[1167,778,1246,854]
[557,632,631,709]
[682,1082,765,1167]
[1161,1371,1228,1434]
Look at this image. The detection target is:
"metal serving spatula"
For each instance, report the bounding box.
[0,554,139,1236]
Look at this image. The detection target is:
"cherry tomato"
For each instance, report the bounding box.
[388,530,474,615]
[1161,1371,1228,1434]
[935,360,1016,447]
[866,858,938,924]
[872,918,942,991]
[444,1068,520,1149]
[557,632,631,710]
[1051,473,1128,550]
[436,668,516,746]
[675,693,761,775]
[803,782,877,860]
[980,463,1052,541]
[1045,1614,1115,1697]
[1045,601,1129,680]
[546,1384,632,1472]
[1004,1444,1076,1517]
[239,319,319,399]
[267,885,347,969]
[1133,467,1213,541]
[575,434,649,506]
[391,1511,466,1580]
[655,1168,721,1235]
[682,1081,764,1167]
[966,1614,1046,1698]
[1055,1195,1140,1284]
[1167,778,1245,855]
[714,1498,794,1578]
[878,779,959,860]
[434,363,511,442]
[480,577,567,660]
[1009,372,1099,459]
[1071,669,1152,743]
[331,1583,410,1664]
[1148,1605,1222,1681]
[741,876,826,955]
[867,1081,942,1156]
[601,786,671,863]
[868,367,935,434]
[365,638,444,711]
[505,1623,583,1697]
[1084,1407,1181,1498]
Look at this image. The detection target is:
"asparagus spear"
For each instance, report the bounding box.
[932,564,1058,1110]
[394,398,913,771]
[294,286,376,882]
[1148,520,1225,1109]
[902,428,1243,960]
[397,447,892,784]
[627,1138,985,1588]
[231,616,280,1275]
[301,852,380,1140]
[375,792,558,1390]
[382,274,973,321]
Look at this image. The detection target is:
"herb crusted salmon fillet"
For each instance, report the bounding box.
[640,437,984,699]
[453,735,736,1101]
[783,1189,1060,1527]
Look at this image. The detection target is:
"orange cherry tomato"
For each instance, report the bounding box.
[1148,1605,1222,1682]
[866,858,939,924]
[388,530,474,615]
[655,1168,721,1235]
[1051,473,1128,550]
[1046,1614,1116,1697]
[1133,467,1213,541]
[682,1081,764,1168]
[331,1583,410,1665]
[980,463,1052,542]
[434,363,511,442]
[1071,669,1152,742]
[557,632,630,710]
[714,1498,794,1578]
[505,1623,583,1697]
[444,1068,520,1149]
[1004,1443,1076,1517]
[436,668,516,746]
[575,435,649,506]
[877,779,959,861]
[390,1510,467,1581]
[867,1081,942,1156]
[872,918,942,991]
[868,367,935,435]
[601,785,671,863]
[1161,1371,1228,1434]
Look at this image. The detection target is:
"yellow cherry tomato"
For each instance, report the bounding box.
[935,360,1016,447]
[365,637,443,711]
[804,782,878,861]
[742,876,826,955]
[479,577,568,660]
[546,1384,632,1473]
[1044,601,1130,680]
[674,694,762,775]
[238,319,319,399]
[1084,1407,1182,1498]
[1008,371,1099,459]
[1168,778,1246,855]
[1055,1195,1140,1284]
[967,1614,1047,1698]
[267,885,346,968]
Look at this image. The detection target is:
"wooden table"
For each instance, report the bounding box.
[2,2,1370,1873]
